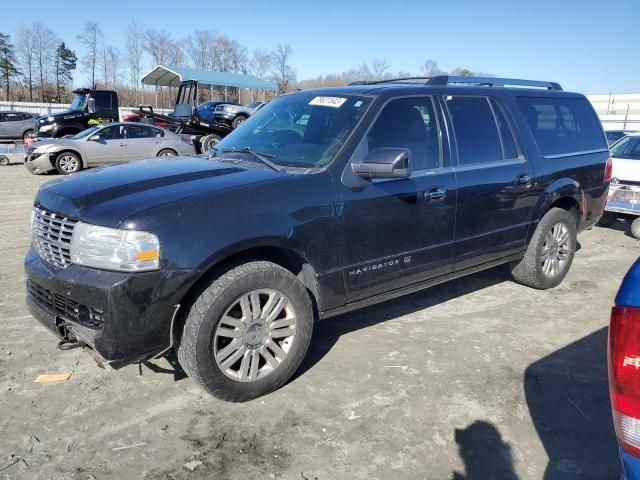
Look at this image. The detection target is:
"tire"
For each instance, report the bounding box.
[510,207,577,289]
[631,218,640,240]
[157,149,177,157]
[0,155,9,166]
[597,211,617,228]
[54,152,82,175]
[22,129,34,141]
[232,115,247,129]
[199,134,222,153]
[177,261,314,402]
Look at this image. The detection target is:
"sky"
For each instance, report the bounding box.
[4,0,639,94]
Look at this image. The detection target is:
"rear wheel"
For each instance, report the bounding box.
[177,261,314,402]
[157,149,177,157]
[631,218,640,239]
[55,152,82,174]
[511,207,577,289]
[199,134,222,153]
[22,129,34,141]
[232,115,247,129]
[597,211,617,228]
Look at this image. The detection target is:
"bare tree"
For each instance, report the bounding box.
[371,58,390,80]
[166,40,184,67]
[125,21,144,104]
[16,27,36,101]
[77,22,102,87]
[33,24,57,101]
[143,29,173,66]
[251,50,272,78]
[271,44,295,94]
[186,30,215,69]
[107,46,120,88]
[421,59,445,77]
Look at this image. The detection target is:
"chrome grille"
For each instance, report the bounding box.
[31,206,77,269]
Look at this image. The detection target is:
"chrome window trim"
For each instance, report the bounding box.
[453,158,525,173]
[543,149,609,160]
[371,166,455,184]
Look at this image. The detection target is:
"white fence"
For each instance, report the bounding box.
[0,101,171,118]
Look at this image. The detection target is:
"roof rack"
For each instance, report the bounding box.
[427,75,562,90]
[348,75,562,91]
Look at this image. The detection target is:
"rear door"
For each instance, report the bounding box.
[444,95,536,269]
[338,95,457,302]
[123,124,160,160]
[2,112,25,138]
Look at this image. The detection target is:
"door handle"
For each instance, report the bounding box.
[425,187,447,201]
[516,174,531,186]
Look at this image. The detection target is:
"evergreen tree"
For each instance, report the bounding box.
[0,33,19,100]
[54,42,77,102]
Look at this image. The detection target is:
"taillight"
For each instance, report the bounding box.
[604,157,613,182]
[609,306,640,456]
[181,135,192,145]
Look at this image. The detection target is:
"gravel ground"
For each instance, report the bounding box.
[0,164,638,480]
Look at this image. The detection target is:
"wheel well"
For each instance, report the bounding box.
[175,246,320,334]
[50,149,83,167]
[549,196,580,226]
[157,148,178,156]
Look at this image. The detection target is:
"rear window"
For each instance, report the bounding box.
[517,96,606,157]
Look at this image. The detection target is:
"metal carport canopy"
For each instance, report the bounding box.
[141,65,277,91]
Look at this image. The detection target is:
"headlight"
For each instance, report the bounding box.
[70,222,160,271]
[38,125,55,132]
[224,106,236,113]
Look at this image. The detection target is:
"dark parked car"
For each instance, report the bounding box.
[24,76,610,402]
[0,111,36,139]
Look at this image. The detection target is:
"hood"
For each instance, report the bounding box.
[28,137,75,154]
[36,110,84,124]
[611,157,640,183]
[35,157,284,227]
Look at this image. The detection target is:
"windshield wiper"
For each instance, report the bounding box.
[220,147,284,173]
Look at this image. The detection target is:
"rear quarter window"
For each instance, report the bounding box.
[516,96,606,157]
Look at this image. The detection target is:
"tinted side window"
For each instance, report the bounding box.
[490,99,519,159]
[445,96,502,165]
[93,93,112,112]
[153,128,165,138]
[611,136,640,160]
[4,113,22,122]
[516,97,606,157]
[367,97,441,171]
[126,125,155,138]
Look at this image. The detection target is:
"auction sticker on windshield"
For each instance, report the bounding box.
[309,96,347,108]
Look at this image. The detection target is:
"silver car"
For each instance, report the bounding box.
[25,122,196,175]
[0,111,36,140]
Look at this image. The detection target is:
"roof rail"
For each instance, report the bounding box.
[347,77,433,86]
[426,75,563,91]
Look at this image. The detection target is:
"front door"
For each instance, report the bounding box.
[443,95,536,270]
[84,125,129,165]
[338,96,457,302]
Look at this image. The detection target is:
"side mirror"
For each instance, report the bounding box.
[351,148,411,179]
[89,134,101,141]
[87,98,96,114]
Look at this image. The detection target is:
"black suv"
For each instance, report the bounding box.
[24,76,610,402]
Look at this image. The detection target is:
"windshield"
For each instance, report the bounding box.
[71,126,100,139]
[610,136,640,159]
[213,93,371,169]
[69,94,87,111]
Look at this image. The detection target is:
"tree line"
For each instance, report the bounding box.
[0,22,481,108]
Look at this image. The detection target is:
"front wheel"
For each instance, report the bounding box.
[232,115,247,129]
[631,217,640,239]
[177,261,314,402]
[199,134,222,153]
[510,207,577,289]
[0,155,9,166]
[55,152,82,174]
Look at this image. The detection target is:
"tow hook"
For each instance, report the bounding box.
[57,339,86,351]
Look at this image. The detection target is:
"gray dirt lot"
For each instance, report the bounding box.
[0,164,638,480]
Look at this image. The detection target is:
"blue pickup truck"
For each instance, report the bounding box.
[610,259,640,479]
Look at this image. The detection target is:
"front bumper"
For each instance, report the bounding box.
[24,249,196,367]
[214,112,236,123]
[24,152,54,174]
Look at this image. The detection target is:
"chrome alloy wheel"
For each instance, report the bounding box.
[58,155,79,173]
[213,289,297,382]
[541,222,570,277]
